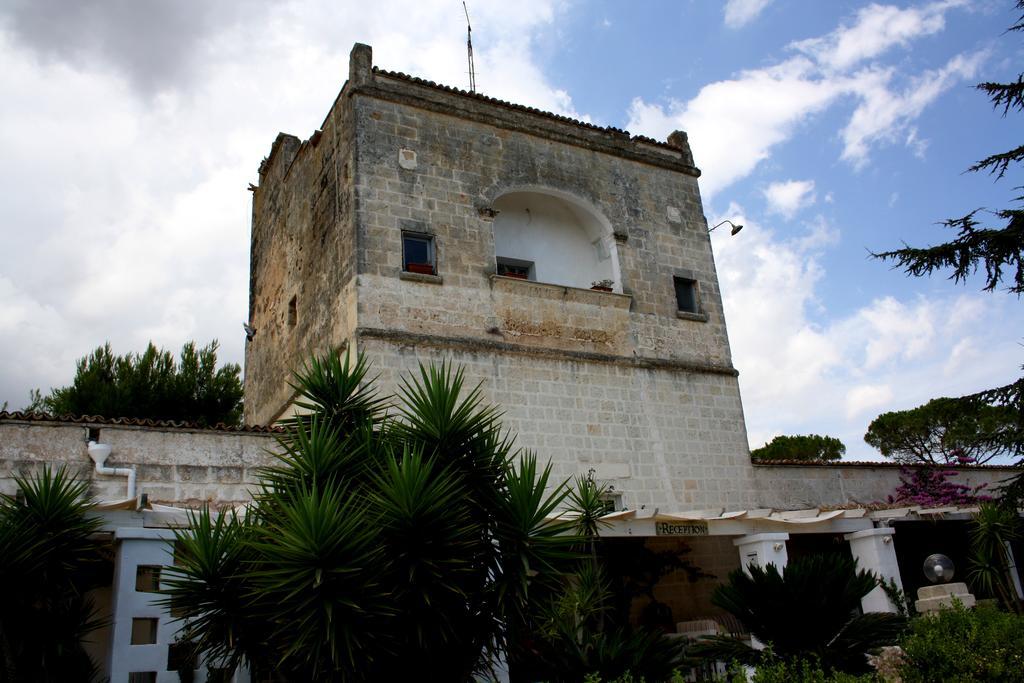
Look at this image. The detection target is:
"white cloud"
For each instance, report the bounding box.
[846,384,895,419]
[840,51,985,166]
[626,2,981,197]
[790,1,963,72]
[627,56,843,197]
[712,206,1024,459]
[0,0,578,407]
[838,296,937,370]
[905,127,930,158]
[724,0,773,29]
[763,179,817,218]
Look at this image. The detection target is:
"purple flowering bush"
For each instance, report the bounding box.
[887,451,992,506]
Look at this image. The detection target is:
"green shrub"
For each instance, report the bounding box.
[692,554,905,673]
[749,657,878,682]
[900,602,1024,682]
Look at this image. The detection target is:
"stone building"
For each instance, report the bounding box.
[2,42,1019,681]
[245,43,756,513]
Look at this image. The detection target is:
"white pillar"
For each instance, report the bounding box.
[733,533,789,653]
[733,533,789,575]
[844,527,902,613]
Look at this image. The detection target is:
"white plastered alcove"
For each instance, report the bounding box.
[492,190,621,292]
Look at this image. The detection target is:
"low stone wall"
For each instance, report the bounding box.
[0,418,279,507]
[752,461,1018,510]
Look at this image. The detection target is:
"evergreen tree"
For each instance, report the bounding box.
[32,340,243,426]
[749,434,846,462]
[865,398,1018,465]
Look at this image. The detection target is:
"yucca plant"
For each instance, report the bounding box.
[692,554,906,674]
[162,353,579,681]
[0,466,107,682]
[968,501,1022,613]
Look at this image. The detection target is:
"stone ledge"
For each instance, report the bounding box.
[356,326,739,377]
[489,275,632,309]
[676,310,709,323]
[399,271,443,285]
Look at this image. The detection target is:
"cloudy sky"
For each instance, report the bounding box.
[1,0,1021,459]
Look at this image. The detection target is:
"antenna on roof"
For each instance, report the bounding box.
[463,2,477,93]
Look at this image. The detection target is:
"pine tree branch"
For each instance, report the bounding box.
[872,209,1024,294]
[977,78,1024,117]
[968,143,1024,179]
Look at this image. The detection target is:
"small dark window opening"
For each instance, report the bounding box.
[674,277,699,314]
[87,427,101,442]
[135,565,161,593]
[206,670,232,683]
[402,232,435,275]
[496,257,534,280]
[288,296,297,327]
[599,488,623,513]
[167,642,197,672]
[128,673,157,683]
[130,618,159,645]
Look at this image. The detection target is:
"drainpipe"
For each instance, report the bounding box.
[87,441,136,499]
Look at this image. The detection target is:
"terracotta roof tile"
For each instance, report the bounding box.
[752,458,1018,470]
[0,411,283,434]
[372,67,678,151]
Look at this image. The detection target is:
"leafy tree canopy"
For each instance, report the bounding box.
[864,397,1018,465]
[30,340,243,427]
[750,434,846,462]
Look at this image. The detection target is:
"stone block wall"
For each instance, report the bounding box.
[357,335,760,511]
[0,420,278,507]
[752,462,1018,509]
[244,83,359,425]
[350,73,734,370]
[244,43,742,431]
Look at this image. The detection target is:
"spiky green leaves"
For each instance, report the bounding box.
[284,351,386,436]
[0,467,106,681]
[163,353,577,681]
[696,554,906,673]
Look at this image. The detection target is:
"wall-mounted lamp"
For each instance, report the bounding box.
[709,219,743,236]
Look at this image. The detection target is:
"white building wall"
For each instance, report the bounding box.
[108,528,180,682]
[492,191,619,291]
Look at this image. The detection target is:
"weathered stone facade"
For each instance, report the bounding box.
[245,43,757,510]
[752,461,1017,510]
[0,418,277,506]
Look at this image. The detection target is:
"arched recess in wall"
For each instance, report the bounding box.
[491,189,622,292]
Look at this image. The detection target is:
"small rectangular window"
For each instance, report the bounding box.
[674,276,699,314]
[496,257,534,280]
[599,492,623,514]
[135,565,161,593]
[129,674,157,683]
[402,232,435,275]
[130,618,159,645]
[288,295,297,327]
[167,642,197,672]
[206,669,232,683]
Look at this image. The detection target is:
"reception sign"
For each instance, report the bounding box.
[655,520,709,536]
